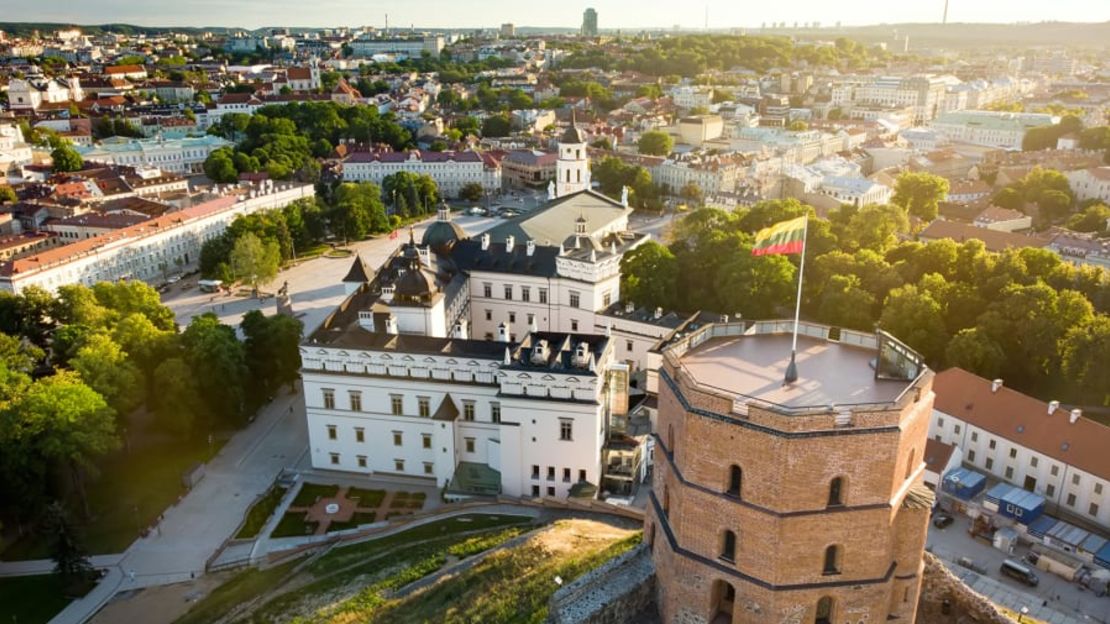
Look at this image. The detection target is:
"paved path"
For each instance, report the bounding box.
[36,386,309,624]
[162,214,499,334]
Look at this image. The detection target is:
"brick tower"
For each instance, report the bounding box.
[645,320,935,624]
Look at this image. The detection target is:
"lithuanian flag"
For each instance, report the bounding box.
[751,215,807,256]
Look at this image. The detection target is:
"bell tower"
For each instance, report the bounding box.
[556,110,590,197]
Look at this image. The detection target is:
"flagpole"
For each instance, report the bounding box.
[784,214,808,384]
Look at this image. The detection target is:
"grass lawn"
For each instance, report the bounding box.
[249,524,530,623]
[291,483,339,507]
[309,514,534,575]
[1,431,226,560]
[270,512,319,538]
[0,575,73,624]
[347,487,386,508]
[371,523,642,624]
[326,511,378,533]
[235,485,288,539]
[174,558,303,624]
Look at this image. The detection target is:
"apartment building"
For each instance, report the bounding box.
[929,368,1110,532]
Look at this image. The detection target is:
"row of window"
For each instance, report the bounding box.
[321,389,501,422]
[325,425,490,457]
[531,465,588,483]
[482,283,550,304]
[327,452,434,475]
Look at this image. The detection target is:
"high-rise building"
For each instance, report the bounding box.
[645,320,935,624]
[581,8,599,36]
[500,23,516,38]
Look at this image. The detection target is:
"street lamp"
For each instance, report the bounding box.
[1018,606,1029,622]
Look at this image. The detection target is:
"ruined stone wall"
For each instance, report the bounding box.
[546,543,656,624]
[916,552,1015,624]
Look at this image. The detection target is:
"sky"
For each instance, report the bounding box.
[4,0,1110,30]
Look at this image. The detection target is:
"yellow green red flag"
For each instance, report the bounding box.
[751,215,807,256]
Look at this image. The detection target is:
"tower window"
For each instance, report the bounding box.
[726,465,742,498]
[828,477,844,507]
[823,545,841,575]
[815,596,834,624]
[719,530,736,562]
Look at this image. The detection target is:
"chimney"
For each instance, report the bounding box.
[526,239,535,256]
[382,285,395,303]
[1070,408,1082,424]
[991,379,1003,393]
[720,314,730,323]
[654,307,663,320]
[1048,400,1060,414]
[529,316,538,334]
[384,314,398,334]
[497,322,510,343]
[452,319,469,340]
[505,235,515,251]
[481,233,490,250]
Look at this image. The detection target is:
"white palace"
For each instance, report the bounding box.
[301,122,675,499]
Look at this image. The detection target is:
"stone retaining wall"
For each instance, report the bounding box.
[546,543,656,624]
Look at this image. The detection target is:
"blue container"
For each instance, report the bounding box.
[941,467,987,501]
[998,487,1046,525]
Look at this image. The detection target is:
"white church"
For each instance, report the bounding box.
[300,118,682,499]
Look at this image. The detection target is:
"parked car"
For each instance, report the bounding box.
[1000,559,1040,587]
[933,513,954,529]
[957,557,988,575]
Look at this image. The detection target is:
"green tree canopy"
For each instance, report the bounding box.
[637,130,674,156]
[892,172,949,222]
[51,143,83,172]
[229,232,281,289]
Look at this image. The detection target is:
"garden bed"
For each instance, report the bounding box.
[291,483,339,507]
[270,512,319,538]
[235,485,288,539]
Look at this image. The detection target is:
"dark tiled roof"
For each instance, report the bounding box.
[449,239,558,278]
[342,255,371,283]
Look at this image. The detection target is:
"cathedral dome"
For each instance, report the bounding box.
[422,202,466,253]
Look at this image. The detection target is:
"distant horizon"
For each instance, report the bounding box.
[2,0,1109,32]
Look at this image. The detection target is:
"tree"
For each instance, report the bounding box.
[459,182,484,202]
[481,114,511,138]
[945,328,1006,379]
[892,172,949,222]
[787,120,809,132]
[182,314,248,427]
[0,185,16,204]
[0,333,44,374]
[1066,203,1110,233]
[331,182,387,240]
[51,144,83,172]
[680,182,704,205]
[12,371,119,517]
[716,249,797,319]
[620,241,679,310]
[878,284,949,363]
[815,274,875,330]
[151,358,203,436]
[240,310,303,403]
[229,233,281,290]
[43,502,94,584]
[637,130,673,156]
[69,334,143,418]
[841,204,908,252]
[203,148,239,183]
[1060,315,1110,406]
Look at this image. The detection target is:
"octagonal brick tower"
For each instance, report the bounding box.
[645,320,935,624]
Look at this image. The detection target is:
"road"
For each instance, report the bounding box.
[163,214,499,333]
[927,514,1110,623]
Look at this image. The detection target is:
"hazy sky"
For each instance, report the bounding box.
[5,0,1110,30]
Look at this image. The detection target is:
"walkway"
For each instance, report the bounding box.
[0,384,310,624]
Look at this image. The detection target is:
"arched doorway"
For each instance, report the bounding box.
[710,579,735,624]
[815,596,834,624]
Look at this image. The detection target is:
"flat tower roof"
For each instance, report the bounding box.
[678,332,914,409]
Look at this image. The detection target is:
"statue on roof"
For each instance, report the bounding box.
[547,180,556,201]
[620,185,629,208]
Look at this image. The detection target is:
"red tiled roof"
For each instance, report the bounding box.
[918,220,1047,252]
[0,196,237,277]
[933,368,1110,480]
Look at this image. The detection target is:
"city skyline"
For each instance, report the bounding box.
[2,0,1110,31]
